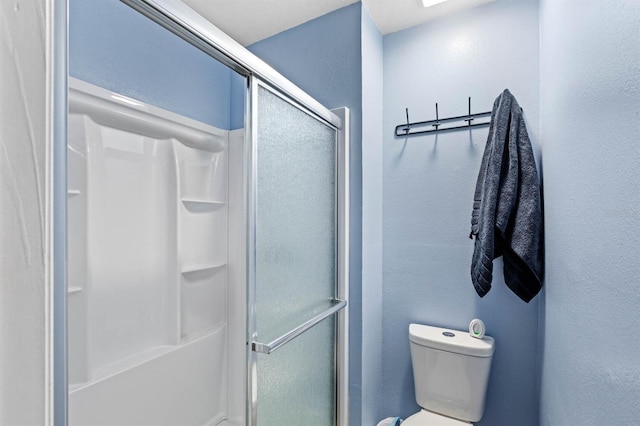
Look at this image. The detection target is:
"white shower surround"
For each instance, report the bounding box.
[67,78,244,426]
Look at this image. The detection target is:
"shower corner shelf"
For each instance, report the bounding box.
[180,198,226,211]
[68,286,83,294]
[181,262,227,275]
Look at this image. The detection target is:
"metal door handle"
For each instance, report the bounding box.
[251,299,347,355]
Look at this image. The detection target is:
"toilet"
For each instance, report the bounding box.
[403,323,495,425]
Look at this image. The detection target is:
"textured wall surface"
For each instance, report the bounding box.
[70,0,233,129]
[539,1,640,424]
[0,1,48,424]
[248,5,364,424]
[360,4,384,426]
[382,0,541,424]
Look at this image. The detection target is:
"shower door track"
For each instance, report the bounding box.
[120,0,342,131]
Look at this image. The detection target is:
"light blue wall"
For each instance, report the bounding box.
[382,1,541,424]
[248,5,364,424]
[230,72,246,130]
[69,0,235,129]
[360,5,384,426]
[539,1,640,424]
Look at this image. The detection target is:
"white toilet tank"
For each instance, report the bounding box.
[409,323,495,423]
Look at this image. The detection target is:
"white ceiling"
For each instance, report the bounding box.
[181,0,496,46]
[181,0,358,46]
[365,0,496,36]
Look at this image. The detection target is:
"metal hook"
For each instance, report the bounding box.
[404,107,410,134]
[465,96,474,125]
[433,103,440,129]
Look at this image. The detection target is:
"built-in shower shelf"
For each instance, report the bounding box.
[68,189,81,197]
[68,286,83,294]
[181,262,226,275]
[181,198,225,211]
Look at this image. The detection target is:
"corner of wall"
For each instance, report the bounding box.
[360,4,384,425]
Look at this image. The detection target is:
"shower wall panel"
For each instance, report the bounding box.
[67,78,234,426]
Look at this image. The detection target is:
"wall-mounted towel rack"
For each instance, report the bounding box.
[395,97,491,138]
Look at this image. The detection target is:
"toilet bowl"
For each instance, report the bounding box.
[405,323,495,425]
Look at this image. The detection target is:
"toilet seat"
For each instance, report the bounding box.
[402,409,471,426]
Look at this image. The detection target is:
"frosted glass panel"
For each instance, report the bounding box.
[257,318,335,425]
[255,86,337,425]
[256,87,337,341]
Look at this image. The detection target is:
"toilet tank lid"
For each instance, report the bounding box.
[409,323,495,357]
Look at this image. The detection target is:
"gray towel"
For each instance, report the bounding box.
[470,89,543,303]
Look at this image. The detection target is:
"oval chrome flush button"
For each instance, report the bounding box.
[442,331,455,337]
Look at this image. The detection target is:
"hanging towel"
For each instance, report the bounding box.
[469,89,543,303]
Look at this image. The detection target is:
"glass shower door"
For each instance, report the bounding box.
[248,81,347,426]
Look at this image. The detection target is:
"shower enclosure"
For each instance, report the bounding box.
[62,1,349,425]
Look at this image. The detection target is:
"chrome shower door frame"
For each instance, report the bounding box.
[246,77,349,426]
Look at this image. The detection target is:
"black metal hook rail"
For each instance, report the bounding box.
[395,97,492,138]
